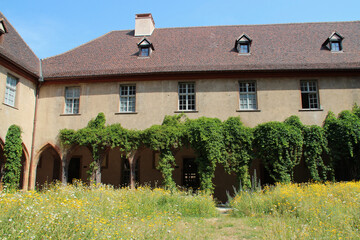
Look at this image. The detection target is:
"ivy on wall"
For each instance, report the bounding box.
[3,125,23,190]
[254,121,303,183]
[222,117,253,188]
[324,108,360,180]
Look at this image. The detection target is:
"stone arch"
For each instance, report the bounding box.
[34,143,62,188]
[20,143,30,190]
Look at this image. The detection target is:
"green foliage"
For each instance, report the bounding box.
[254,121,303,183]
[3,125,23,190]
[222,117,253,188]
[303,125,331,181]
[285,116,331,181]
[142,115,186,189]
[186,117,225,193]
[324,109,360,180]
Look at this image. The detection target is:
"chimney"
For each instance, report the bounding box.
[135,13,155,37]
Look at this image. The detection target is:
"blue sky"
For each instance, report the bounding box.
[2,0,360,59]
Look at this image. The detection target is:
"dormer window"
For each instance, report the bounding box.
[137,38,154,57]
[323,32,344,52]
[235,34,252,54]
[0,19,8,35]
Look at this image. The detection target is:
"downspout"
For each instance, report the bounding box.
[27,59,43,190]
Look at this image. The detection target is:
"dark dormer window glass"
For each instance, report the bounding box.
[330,41,341,52]
[235,34,252,54]
[140,47,149,57]
[323,32,343,52]
[137,38,154,57]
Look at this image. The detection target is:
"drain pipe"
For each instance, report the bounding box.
[28,59,43,190]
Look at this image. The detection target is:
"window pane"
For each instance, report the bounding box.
[120,85,136,112]
[178,83,195,111]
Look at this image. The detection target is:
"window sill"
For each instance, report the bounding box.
[298,109,323,112]
[238,53,251,56]
[236,109,261,112]
[174,110,199,113]
[138,56,150,59]
[2,103,18,110]
[115,112,138,115]
[60,113,81,116]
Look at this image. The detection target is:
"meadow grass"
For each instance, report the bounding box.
[230,181,360,239]
[0,182,217,239]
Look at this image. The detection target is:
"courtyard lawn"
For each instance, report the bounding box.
[0,181,359,239]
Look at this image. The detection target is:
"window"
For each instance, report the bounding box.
[239,81,257,110]
[178,82,195,111]
[301,80,319,109]
[64,87,80,114]
[239,43,250,54]
[235,34,252,54]
[137,38,154,57]
[4,74,18,107]
[330,41,341,52]
[140,47,149,57]
[120,85,136,112]
[323,32,343,52]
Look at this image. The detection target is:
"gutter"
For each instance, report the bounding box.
[28,59,43,190]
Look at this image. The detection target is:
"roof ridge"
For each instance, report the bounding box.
[42,31,115,60]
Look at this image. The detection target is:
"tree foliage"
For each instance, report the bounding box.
[3,125,23,190]
[324,109,360,180]
[222,117,253,188]
[254,121,303,183]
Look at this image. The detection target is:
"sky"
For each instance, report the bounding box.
[2,0,360,59]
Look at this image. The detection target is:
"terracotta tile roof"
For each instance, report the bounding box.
[0,12,39,77]
[43,21,360,79]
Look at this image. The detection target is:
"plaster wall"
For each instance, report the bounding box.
[34,76,360,153]
[0,65,36,153]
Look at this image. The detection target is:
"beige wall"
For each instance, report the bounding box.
[0,65,36,150]
[34,76,360,153]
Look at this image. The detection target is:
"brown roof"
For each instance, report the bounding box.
[43,21,360,79]
[0,12,39,77]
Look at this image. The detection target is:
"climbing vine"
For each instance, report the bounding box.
[324,109,360,180]
[142,114,186,189]
[254,121,303,183]
[185,117,225,193]
[3,125,23,190]
[284,116,331,181]
[222,117,253,188]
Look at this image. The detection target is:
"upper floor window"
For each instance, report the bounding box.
[235,34,252,54]
[137,38,154,57]
[239,81,257,110]
[65,87,80,114]
[4,74,18,107]
[178,82,195,111]
[323,32,343,52]
[300,80,319,109]
[120,85,136,112]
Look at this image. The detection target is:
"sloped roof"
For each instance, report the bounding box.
[42,20,360,79]
[0,12,39,77]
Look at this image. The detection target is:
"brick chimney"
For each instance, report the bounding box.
[135,13,155,37]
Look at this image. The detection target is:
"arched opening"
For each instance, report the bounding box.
[35,144,61,188]
[66,146,92,184]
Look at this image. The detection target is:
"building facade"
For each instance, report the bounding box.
[1,12,360,200]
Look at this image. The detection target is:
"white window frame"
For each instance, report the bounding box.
[300,80,319,109]
[64,87,80,114]
[4,74,18,107]
[239,81,257,110]
[120,85,136,112]
[178,82,195,111]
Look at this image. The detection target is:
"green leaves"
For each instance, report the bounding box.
[3,125,23,190]
[254,121,303,183]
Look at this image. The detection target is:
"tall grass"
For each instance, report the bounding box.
[231,181,360,239]
[0,182,217,239]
